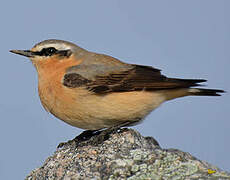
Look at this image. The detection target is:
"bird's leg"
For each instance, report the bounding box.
[57,130,99,148]
[91,122,131,145]
[58,122,132,148]
[73,130,100,142]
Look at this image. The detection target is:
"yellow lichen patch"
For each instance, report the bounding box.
[208,169,216,174]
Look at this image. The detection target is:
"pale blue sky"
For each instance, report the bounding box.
[0,1,229,179]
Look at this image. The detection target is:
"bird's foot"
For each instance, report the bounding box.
[57,130,99,148]
[90,125,129,146]
[57,122,131,148]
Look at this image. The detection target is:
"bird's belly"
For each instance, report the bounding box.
[39,84,165,130]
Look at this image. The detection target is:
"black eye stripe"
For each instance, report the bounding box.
[33,47,72,57]
[39,47,57,56]
[58,50,71,57]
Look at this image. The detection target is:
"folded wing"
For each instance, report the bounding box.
[63,64,208,94]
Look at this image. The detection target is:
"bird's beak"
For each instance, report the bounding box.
[9,50,35,58]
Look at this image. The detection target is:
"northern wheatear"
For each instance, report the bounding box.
[10,39,224,132]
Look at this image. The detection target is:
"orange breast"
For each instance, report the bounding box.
[36,56,81,120]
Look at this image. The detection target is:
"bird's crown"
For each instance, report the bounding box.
[31,39,85,57]
[32,39,78,52]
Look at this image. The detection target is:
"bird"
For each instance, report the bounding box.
[10,39,224,133]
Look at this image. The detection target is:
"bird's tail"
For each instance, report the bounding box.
[188,88,225,96]
[164,88,225,101]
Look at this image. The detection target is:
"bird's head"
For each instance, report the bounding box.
[10,39,86,69]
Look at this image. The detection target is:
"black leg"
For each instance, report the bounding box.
[90,122,131,145]
[73,130,98,141]
[57,130,99,148]
[57,122,133,148]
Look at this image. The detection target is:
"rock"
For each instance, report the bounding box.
[26,128,230,180]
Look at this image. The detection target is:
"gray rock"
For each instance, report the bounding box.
[26,128,230,180]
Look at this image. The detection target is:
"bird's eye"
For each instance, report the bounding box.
[40,47,57,56]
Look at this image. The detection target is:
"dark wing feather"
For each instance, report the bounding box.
[63,64,207,94]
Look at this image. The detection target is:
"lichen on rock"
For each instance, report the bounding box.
[26,128,230,180]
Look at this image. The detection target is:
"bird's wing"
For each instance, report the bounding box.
[63,64,206,94]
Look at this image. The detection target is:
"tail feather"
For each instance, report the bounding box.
[169,78,225,96]
[189,88,225,96]
[168,78,207,88]
[171,78,207,84]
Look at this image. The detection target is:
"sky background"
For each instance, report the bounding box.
[0,0,229,179]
